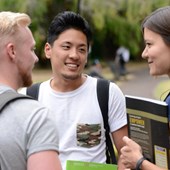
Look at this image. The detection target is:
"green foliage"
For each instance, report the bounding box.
[0,0,26,11]
[1,0,170,66]
[28,0,50,66]
[80,0,170,61]
[106,15,141,57]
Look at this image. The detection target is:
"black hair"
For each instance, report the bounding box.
[47,11,92,48]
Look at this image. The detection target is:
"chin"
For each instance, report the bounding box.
[150,71,163,77]
[149,68,157,76]
[63,73,80,80]
[150,72,156,76]
[22,76,33,87]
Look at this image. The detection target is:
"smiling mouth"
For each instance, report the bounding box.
[66,63,79,69]
[148,61,153,64]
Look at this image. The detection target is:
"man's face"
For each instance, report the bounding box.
[15,27,38,87]
[44,28,88,81]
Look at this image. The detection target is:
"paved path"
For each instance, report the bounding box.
[33,62,168,100]
[116,63,168,99]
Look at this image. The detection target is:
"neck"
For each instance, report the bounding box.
[0,69,20,91]
[50,75,87,92]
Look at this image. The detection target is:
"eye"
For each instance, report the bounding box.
[62,45,70,50]
[79,47,87,53]
[145,42,152,47]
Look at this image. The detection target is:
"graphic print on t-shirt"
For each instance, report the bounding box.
[77,123,101,148]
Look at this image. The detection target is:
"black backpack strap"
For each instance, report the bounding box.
[0,91,33,112]
[26,83,41,100]
[97,78,117,164]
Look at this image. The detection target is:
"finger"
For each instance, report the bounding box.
[123,136,131,143]
[121,145,130,153]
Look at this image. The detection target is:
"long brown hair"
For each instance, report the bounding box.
[141,6,170,46]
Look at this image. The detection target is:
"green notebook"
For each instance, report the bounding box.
[66,160,117,170]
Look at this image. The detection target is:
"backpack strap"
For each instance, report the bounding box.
[0,91,33,112]
[97,78,117,164]
[26,83,41,100]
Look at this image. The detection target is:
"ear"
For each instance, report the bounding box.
[44,43,51,59]
[6,43,16,60]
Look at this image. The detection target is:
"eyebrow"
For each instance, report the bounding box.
[63,41,87,47]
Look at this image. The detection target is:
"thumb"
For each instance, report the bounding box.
[122,136,132,144]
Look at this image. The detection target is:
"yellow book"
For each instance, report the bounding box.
[126,95,170,169]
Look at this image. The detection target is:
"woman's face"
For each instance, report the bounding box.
[142,27,170,77]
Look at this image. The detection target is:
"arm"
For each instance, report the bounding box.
[27,150,62,170]
[25,103,62,170]
[111,125,128,170]
[120,136,166,170]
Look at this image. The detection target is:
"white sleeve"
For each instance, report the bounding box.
[108,82,127,132]
[18,87,27,95]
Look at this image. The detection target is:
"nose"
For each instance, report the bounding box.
[69,48,79,59]
[141,47,148,59]
[34,54,39,63]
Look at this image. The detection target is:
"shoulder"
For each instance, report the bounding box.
[11,97,49,116]
[85,75,98,86]
[2,94,54,134]
[18,80,51,96]
[165,92,170,102]
[11,98,57,137]
[109,81,124,94]
[109,81,125,102]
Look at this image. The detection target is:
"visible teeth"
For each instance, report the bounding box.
[67,64,77,68]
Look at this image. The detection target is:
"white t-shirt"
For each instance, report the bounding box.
[21,76,127,170]
[116,46,130,62]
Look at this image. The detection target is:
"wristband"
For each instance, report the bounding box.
[135,157,146,170]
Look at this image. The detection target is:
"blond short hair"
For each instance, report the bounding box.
[0,11,31,38]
